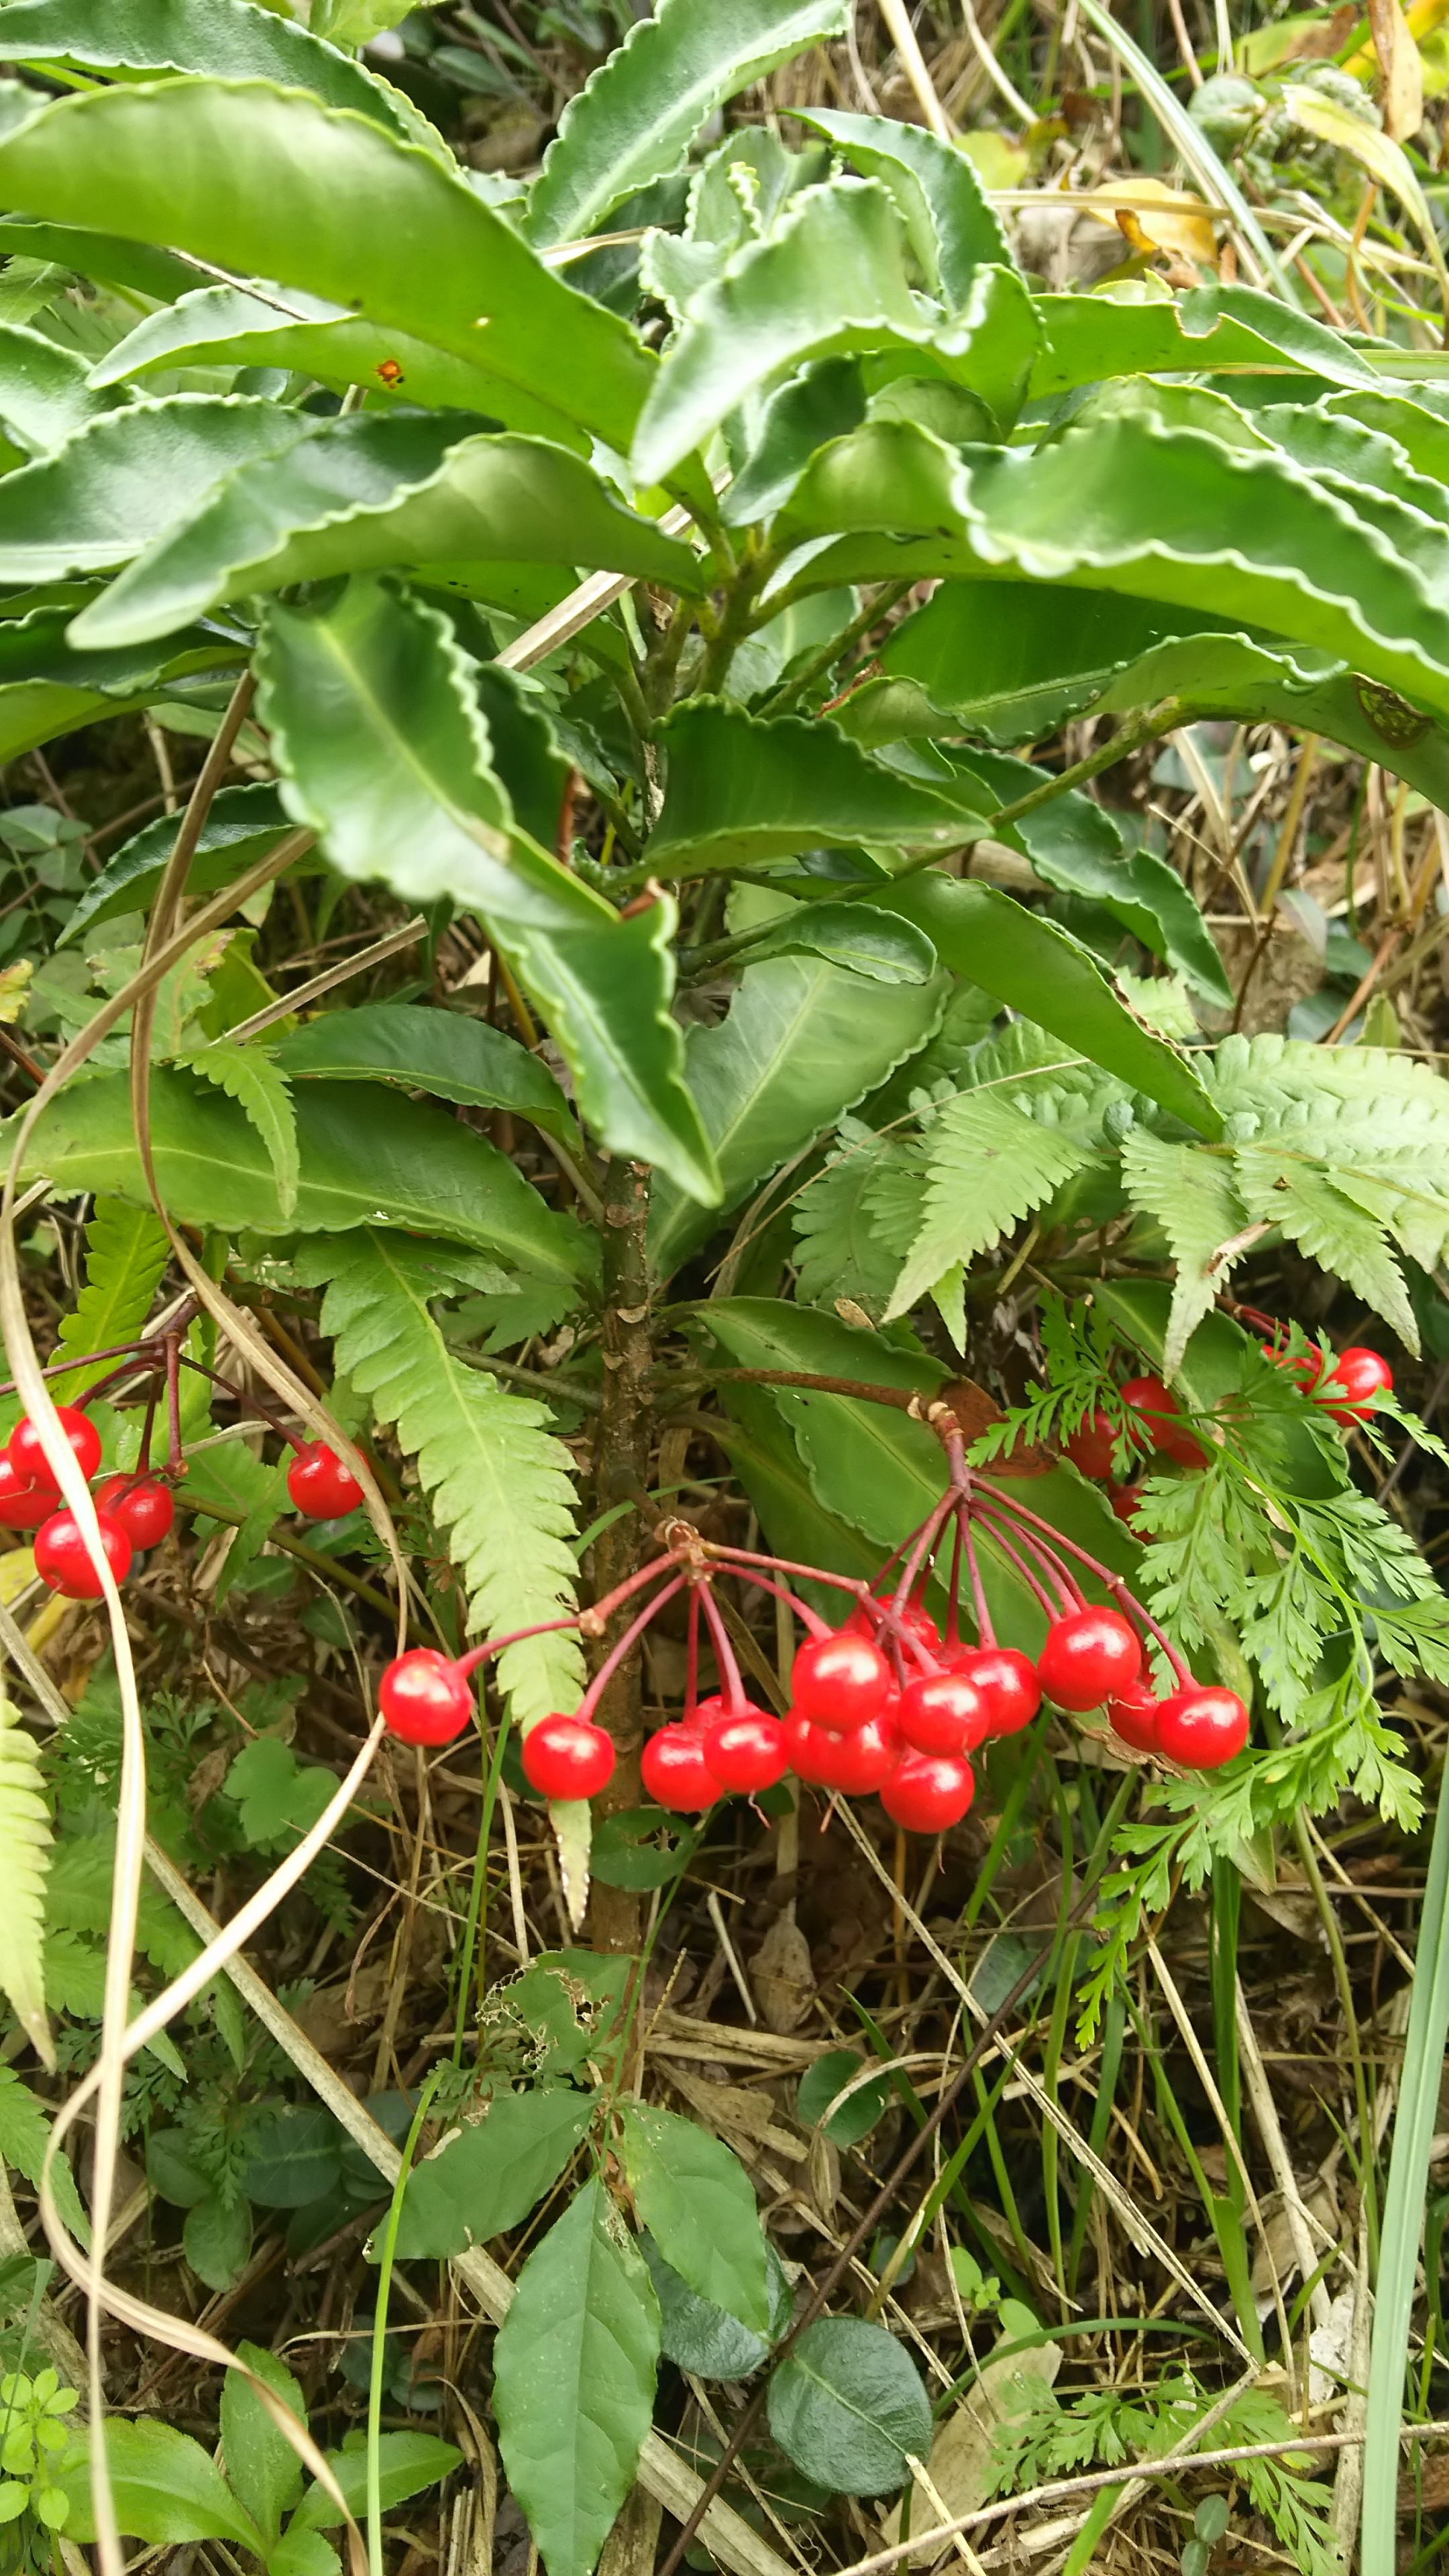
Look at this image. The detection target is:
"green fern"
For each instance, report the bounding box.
[46,1199,170,1404]
[0,2068,88,2247]
[1234,1147,1418,1349]
[1119,1131,1249,1371]
[182,1040,299,1219]
[883,1092,1092,1323]
[0,1705,51,2071]
[792,1127,902,1316]
[297,1230,585,1729]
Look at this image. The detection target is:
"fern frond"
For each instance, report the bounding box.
[1234,1147,1419,1350]
[793,1135,902,1316]
[0,1704,52,2070]
[184,1041,299,1220]
[1119,1133,1250,1372]
[883,1094,1091,1322]
[297,1230,584,1729]
[0,2067,88,2245]
[47,1199,170,1403]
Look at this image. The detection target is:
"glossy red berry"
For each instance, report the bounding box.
[897,1670,987,1756]
[1156,1685,1249,1769]
[9,1405,101,1494]
[1269,1342,1324,1391]
[0,1455,49,1530]
[791,1630,893,1732]
[94,1474,175,1551]
[949,1645,1041,1736]
[703,1709,789,1794]
[825,1711,902,1794]
[378,1649,474,1746]
[1107,1681,1162,1754]
[522,1713,615,1801]
[1109,1484,1146,1529]
[642,1723,718,1811]
[847,1591,941,1651]
[1037,1607,1142,1711]
[881,1752,975,1834]
[1063,1411,1122,1481]
[33,1507,131,1599]
[1319,1346,1394,1426]
[784,1711,837,1786]
[1120,1375,1204,1468]
[286,1443,364,1519]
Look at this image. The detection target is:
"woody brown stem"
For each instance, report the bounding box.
[585,1157,655,1953]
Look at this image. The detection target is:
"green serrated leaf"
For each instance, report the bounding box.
[0,1707,50,2069]
[46,1198,169,1403]
[1119,1131,1248,1373]
[885,1092,1092,1320]
[649,698,967,874]
[59,782,307,950]
[0,0,423,141]
[220,2343,307,2547]
[58,2422,267,2551]
[0,393,317,585]
[1235,1149,1419,1352]
[0,318,117,457]
[272,1002,577,1148]
[184,1041,298,1220]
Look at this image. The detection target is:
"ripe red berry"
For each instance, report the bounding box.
[286,1442,364,1519]
[0,1455,49,1530]
[34,1507,131,1599]
[378,1648,474,1746]
[1109,1484,1146,1529]
[791,1629,892,1732]
[94,1474,175,1551]
[703,1709,788,1794]
[897,1670,987,1756]
[1107,1680,1162,1753]
[522,1713,615,1801]
[881,1752,975,1834]
[1037,1607,1142,1711]
[1120,1375,1204,1468]
[847,1592,941,1651]
[825,1711,902,1794]
[1319,1346,1394,1426]
[1157,1685,1249,1768]
[9,1405,101,1494]
[784,1711,837,1786]
[1063,1411,1122,1481]
[642,1723,718,1811]
[1269,1342,1324,1391]
[949,1645,1040,1735]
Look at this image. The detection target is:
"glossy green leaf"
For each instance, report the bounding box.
[649,698,967,873]
[494,2180,660,2576]
[874,875,1222,1136]
[0,609,241,765]
[0,393,313,584]
[737,900,937,984]
[0,211,197,301]
[619,2103,770,2332]
[291,2434,462,2534]
[794,109,1011,304]
[527,0,849,247]
[0,0,422,140]
[391,2090,594,2261]
[15,1070,594,1281]
[1032,279,1380,400]
[0,79,654,450]
[767,2317,930,2496]
[239,2108,344,2208]
[220,2344,307,2549]
[60,782,307,949]
[0,319,117,455]
[74,419,698,650]
[272,1003,577,1148]
[796,2049,890,2147]
[58,2422,266,2551]
[643,2234,791,2378]
[258,578,719,1201]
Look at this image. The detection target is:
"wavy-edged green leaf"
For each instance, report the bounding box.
[0,392,313,583]
[184,1040,298,1220]
[0,210,197,301]
[0,0,423,140]
[739,900,936,984]
[650,697,967,873]
[0,606,241,765]
[74,418,698,650]
[494,2179,660,2576]
[618,2104,769,2332]
[16,1070,593,1281]
[527,0,849,248]
[794,109,1010,303]
[89,282,586,447]
[773,411,1449,728]
[0,78,655,451]
[296,1229,586,1729]
[634,178,1040,483]
[0,1703,51,2069]
[47,1198,169,1403]
[59,2422,266,2552]
[884,1092,1091,1322]
[392,2090,594,2261]
[1119,1130,1248,1375]
[0,317,117,455]
[650,932,947,1275]
[1032,278,1380,400]
[272,1002,576,1148]
[258,578,719,1201]
[60,782,306,949]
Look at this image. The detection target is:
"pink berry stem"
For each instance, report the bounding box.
[962,1509,1065,1619]
[165,1331,186,1479]
[697,1580,749,1717]
[453,1611,600,1682]
[684,1584,700,1725]
[892,1492,955,1621]
[969,1494,1086,1614]
[577,1575,688,1722]
[943,1515,964,1650]
[726,1563,847,1640]
[969,1483,1192,1682]
[955,1499,996,1649]
[698,1542,863,1628]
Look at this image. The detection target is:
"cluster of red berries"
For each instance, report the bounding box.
[0,1394,364,1599]
[1065,1342,1395,1524]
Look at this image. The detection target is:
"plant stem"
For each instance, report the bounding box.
[585,1155,655,1951]
[755,577,916,718]
[1292,1808,1380,2269]
[366,2072,439,2576]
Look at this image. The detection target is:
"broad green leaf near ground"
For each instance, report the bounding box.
[618,2104,771,2330]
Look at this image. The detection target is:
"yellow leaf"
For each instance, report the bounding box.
[1368,0,1424,138]
[1076,176,1217,270]
[0,961,32,1028]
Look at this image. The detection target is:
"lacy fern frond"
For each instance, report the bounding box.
[792,1130,902,1318]
[183,1040,299,1219]
[46,1198,170,1405]
[0,1703,52,2070]
[884,1093,1092,1322]
[297,1230,585,1728]
[1119,1131,1249,1371]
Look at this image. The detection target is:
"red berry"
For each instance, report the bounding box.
[847,1592,941,1651]
[784,1711,837,1786]
[0,1455,49,1530]
[378,1648,474,1746]
[33,1507,131,1599]
[881,1752,975,1834]
[897,1670,987,1756]
[642,1723,718,1811]
[791,1630,892,1732]
[825,1711,901,1794]
[94,1474,175,1550]
[1109,1483,1146,1529]
[1319,1346,1394,1426]
[1156,1684,1249,1769]
[1269,1342,1324,1391]
[1120,1375,1204,1468]
[1037,1607,1142,1711]
[522,1713,615,1801]
[286,1442,364,1519]
[1107,1681,1162,1754]
[1063,1411,1122,1481]
[703,1707,788,1794]
[9,1405,101,1494]
[949,1645,1040,1735]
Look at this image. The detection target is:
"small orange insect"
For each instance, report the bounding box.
[375,358,405,387]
